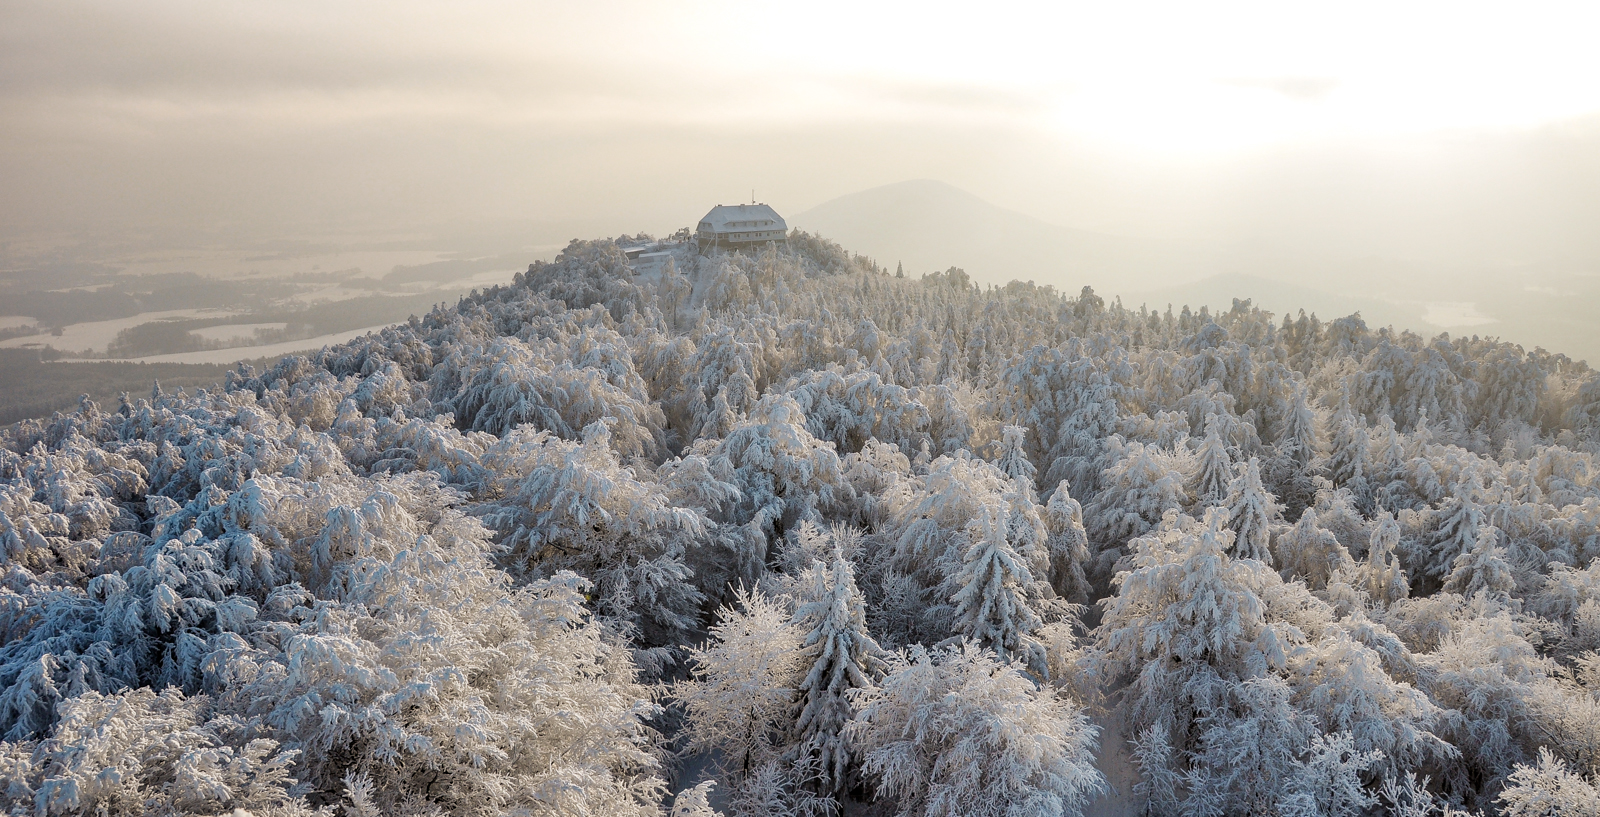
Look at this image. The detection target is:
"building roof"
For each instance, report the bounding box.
[697,203,787,234]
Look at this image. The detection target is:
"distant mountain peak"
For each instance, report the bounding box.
[798,179,1050,229]
[791,180,1183,292]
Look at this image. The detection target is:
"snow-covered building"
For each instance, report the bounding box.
[626,250,675,276]
[619,240,687,276]
[695,203,788,251]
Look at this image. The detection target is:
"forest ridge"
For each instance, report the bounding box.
[2,233,1599,816]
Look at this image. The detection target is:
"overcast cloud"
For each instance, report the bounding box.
[3,0,1600,285]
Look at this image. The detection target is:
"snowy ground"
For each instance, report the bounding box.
[0,316,36,330]
[1084,708,1139,817]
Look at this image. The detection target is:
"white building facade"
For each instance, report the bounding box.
[695,203,788,251]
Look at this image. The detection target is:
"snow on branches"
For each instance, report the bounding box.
[2,234,1598,815]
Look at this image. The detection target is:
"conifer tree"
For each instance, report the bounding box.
[1043,480,1094,604]
[1225,457,1281,563]
[1442,524,1516,600]
[948,502,1045,667]
[1272,383,1322,517]
[1279,382,1320,472]
[1428,471,1489,581]
[1326,393,1370,495]
[791,531,884,793]
[1087,438,1189,548]
[1189,414,1234,507]
[1274,509,1351,589]
[1096,507,1290,751]
[1358,511,1411,609]
[993,424,1037,489]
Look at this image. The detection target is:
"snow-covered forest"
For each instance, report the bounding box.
[4,234,1600,816]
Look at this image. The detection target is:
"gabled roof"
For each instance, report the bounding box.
[697,203,787,233]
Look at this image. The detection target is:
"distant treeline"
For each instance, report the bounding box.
[0,349,239,426]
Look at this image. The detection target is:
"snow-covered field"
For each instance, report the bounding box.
[0,315,36,330]
[189,322,288,342]
[0,308,234,353]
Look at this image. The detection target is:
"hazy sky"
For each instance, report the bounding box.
[4,1,1600,266]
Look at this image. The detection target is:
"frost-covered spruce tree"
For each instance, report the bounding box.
[1184,676,1353,817]
[1086,437,1189,549]
[1188,414,1234,508]
[884,452,1015,580]
[877,451,1051,645]
[1427,472,1488,582]
[791,531,885,793]
[1274,508,1352,590]
[846,643,1105,817]
[1224,456,1281,564]
[1270,383,1322,516]
[1326,393,1370,492]
[1442,524,1516,600]
[1043,480,1094,604]
[478,419,710,639]
[1095,508,1291,750]
[992,424,1036,489]
[948,502,1045,669]
[685,327,760,441]
[710,394,854,544]
[1098,506,1446,811]
[1366,414,1410,505]
[1356,511,1411,609]
[995,339,1132,496]
[677,586,805,778]
[1279,382,1320,474]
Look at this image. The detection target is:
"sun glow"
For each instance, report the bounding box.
[640,0,1600,155]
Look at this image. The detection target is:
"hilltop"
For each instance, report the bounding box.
[1,234,1598,816]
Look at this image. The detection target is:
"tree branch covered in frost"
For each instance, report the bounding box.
[846,642,1104,817]
[1,235,1597,815]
